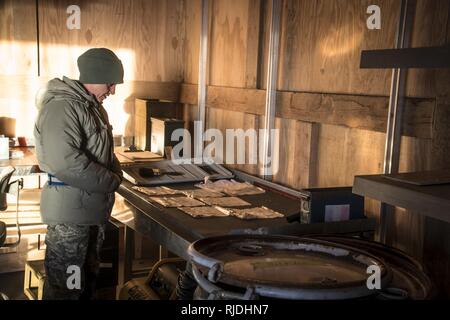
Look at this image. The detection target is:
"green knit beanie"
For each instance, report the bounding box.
[77,48,124,84]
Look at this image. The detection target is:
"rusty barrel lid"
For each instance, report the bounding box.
[188,235,392,300]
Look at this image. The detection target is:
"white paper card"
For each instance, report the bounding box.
[325,204,350,222]
[0,138,9,160]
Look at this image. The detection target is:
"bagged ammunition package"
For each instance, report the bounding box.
[178,206,230,218]
[132,186,181,196]
[230,206,284,219]
[198,196,251,207]
[181,189,224,199]
[195,179,265,196]
[149,196,205,207]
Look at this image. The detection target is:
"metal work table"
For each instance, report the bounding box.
[113,178,301,260]
[112,168,375,286]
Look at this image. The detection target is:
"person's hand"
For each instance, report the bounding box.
[112,171,122,190]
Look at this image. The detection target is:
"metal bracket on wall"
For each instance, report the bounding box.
[262,0,282,180]
[379,0,416,244]
[195,0,209,162]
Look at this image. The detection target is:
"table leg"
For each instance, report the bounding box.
[117,225,134,290]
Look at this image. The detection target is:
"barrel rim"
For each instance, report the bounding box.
[188,234,393,300]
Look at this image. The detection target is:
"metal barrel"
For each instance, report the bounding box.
[304,235,434,300]
[188,235,395,300]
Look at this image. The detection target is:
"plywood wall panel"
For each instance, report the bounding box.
[183,104,198,131]
[38,0,185,82]
[272,118,298,187]
[209,0,261,88]
[199,0,263,176]
[405,0,450,98]
[390,208,426,260]
[423,55,450,297]
[133,0,185,82]
[277,0,400,96]
[423,217,450,298]
[180,103,198,157]
[243,0,262,88]
[305,124,349,188]
[0,0,37,76]
[36,0,185,137]
[0,0,38,137]
[388,136,433,260]
[308,125,432,260]
[399,136,433,173]
[183,0,450,295]
[258,0,270,90]
[206,107,259,175]
[272,119,317,189]
[184,0,201,84]
[313,124,386,188]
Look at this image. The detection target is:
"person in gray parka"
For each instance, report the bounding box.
[34,48,124,299]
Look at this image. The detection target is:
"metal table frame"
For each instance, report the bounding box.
[112,168,375,286]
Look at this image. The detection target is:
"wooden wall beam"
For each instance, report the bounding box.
[180,83,434,139]
[180,83,200,105]
[0,75,181,102]
[118,81,181,102]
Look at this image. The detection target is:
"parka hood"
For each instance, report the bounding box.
[36,76,97,110]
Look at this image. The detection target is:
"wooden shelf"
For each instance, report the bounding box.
[352,173,450,224]
[360,46,450,69]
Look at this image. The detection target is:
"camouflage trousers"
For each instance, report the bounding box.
[43,224,105,300]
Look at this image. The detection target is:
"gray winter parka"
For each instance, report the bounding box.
[34,76,122,225]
